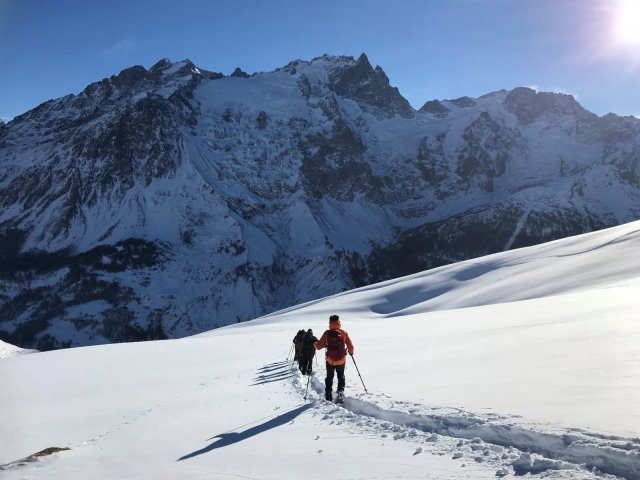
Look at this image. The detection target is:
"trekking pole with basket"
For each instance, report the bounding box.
[304,373,311,400]
[349,353,368,394]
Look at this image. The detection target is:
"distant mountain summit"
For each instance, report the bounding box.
[1,54,639,350]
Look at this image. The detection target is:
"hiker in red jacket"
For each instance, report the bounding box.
[314,314,354,403]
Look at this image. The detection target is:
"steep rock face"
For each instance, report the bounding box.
[416,133,450,187]
[330,53,414,119]
[301,116,382,202]
[503,87,611,145]
[1,54,640,350]
[455,111,524,192]
[419,100,449,117]
[230,67,250,78]
[505,87,592,125]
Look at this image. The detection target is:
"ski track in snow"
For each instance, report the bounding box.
[2,353,638,479]
[282,360,640,480]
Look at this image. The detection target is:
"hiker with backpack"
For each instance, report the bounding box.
[298,329,318,375]
[292,329,305,363]
[314,314,354,403]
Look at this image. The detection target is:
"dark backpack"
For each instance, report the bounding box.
[293,330,305,359]
[326,329,346,361]
[301,333,317,355]
[293,330,305,346]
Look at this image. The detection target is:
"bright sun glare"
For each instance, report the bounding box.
[615,0,640,45]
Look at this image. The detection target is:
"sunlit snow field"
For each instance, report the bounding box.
[1,221,639,479]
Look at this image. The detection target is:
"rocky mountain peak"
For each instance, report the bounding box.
[110,65,149,89]
[2,54,640,351]
[356,52,373,69]
[150,58,173,72]
[448,96,477,108]
[150,59,201,78]
[328,52,414,119]
[231,67,250,78]
[329,53,373,86]
[419,100,450,117]
[504,87,595,124]
[106,59,210,93]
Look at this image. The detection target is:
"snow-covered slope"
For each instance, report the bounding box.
[1,54,640,350]
[1,221,639,479]
[0,339,34,358]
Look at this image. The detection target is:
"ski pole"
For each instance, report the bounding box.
[287,343,294,361]
[304,373,311,400]
[291,343,299,368]
[349,353,368,394]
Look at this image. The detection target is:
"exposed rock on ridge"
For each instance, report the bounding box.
[1,54,639,350]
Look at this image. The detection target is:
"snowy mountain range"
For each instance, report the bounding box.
[1,53,639,350]
[1,220,639,479]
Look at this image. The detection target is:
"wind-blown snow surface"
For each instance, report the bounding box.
[1,221,639,479]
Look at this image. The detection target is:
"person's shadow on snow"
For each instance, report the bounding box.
[177,403,313,461]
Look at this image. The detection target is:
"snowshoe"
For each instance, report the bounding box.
[335,391,344,404]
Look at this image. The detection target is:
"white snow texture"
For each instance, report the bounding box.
[1,220,639,479]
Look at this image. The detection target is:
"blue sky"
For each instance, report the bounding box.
[2,0,640,121]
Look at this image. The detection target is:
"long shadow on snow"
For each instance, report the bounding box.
[251,371,296,386]
[259,361,290,370]
[177,404,313,461]
[251,362,296,386]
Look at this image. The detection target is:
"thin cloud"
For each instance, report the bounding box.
[100,38,140,59]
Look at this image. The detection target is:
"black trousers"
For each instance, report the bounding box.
[325,362,345,395]
[299,354,314,374]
